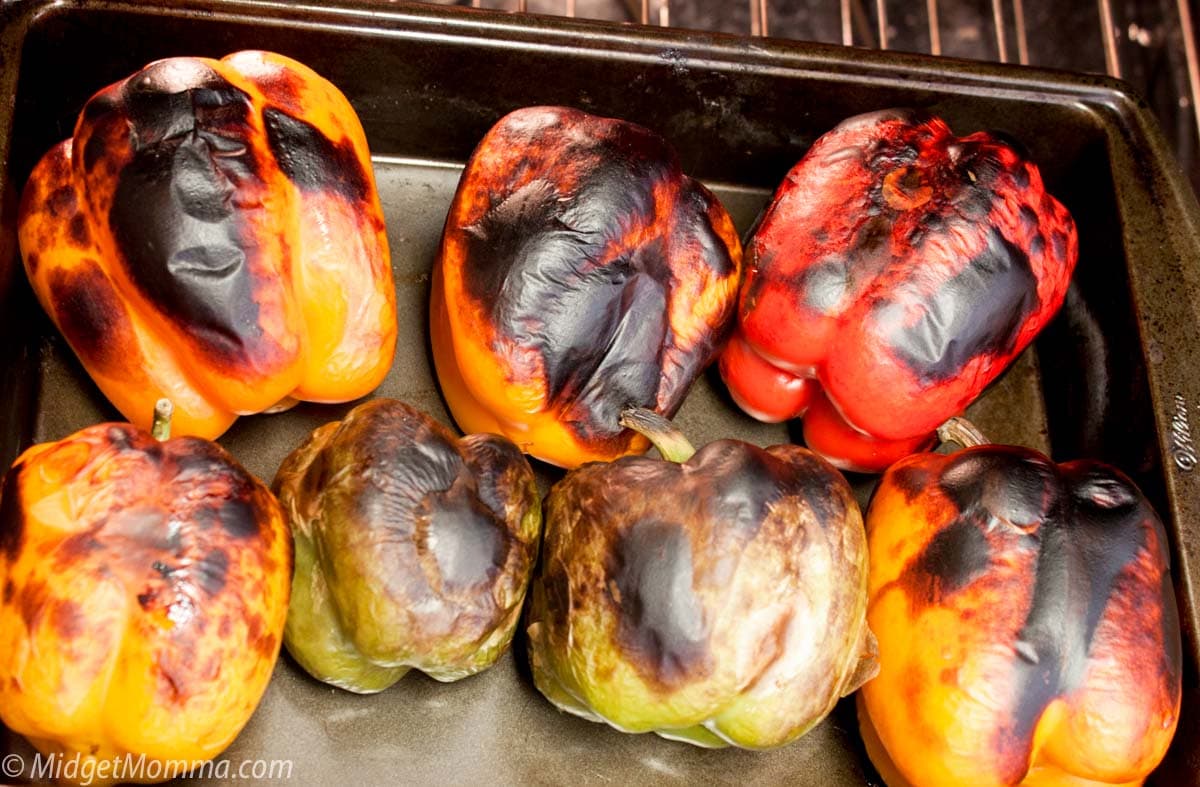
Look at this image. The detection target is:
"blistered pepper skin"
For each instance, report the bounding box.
[860,446,1182,787]
[720,109,1077,472]
[527,441,878,749]
[0,424,292,786]
[18,51,396,439]
[431,107,742,469]
[275,399,542,693]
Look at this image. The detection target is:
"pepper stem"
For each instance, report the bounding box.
[618,407,696,463]
[151,398,174,442]
[936,416,989,449]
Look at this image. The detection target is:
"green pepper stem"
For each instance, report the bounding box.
[936,416,989,449]
[618,407,696,463]
[151,398,174,442]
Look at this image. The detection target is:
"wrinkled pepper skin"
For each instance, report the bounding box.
[18,51,396,439]
[0,422,292,786]
[275,399,542,693]
[526,441,878,749]
[720,109,1077,472]
[431,106,742,468]
[860,446,1182,787]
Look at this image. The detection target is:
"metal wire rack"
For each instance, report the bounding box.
[434,0,1200,190]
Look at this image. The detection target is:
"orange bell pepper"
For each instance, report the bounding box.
[431,106,741,468]
[0,402,292,786]
[18,51,395,439]
[860,429,1181,786]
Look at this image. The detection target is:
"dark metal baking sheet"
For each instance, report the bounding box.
[0,1,1197,784]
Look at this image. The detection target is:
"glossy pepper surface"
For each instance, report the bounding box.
[18,50,396,440]
[275,399,542,694]
[0,407,292,785]
[860,440,1182,786]
[719,109,1077,472]
[526,410,878,749]
[431,106,742,469]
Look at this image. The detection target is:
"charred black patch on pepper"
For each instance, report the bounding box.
[456,112,734,445]
[1050,230,1069,261]
[216,497,260,540]
[197,548,230,595]
[798,257,848,314]
[82,127,111,173]
[610,519,711,689]
[170,440,236,481]
[47,185,76,218]
[263,107,367,202]
[460,173,669,425]
[47,266,133,377]
[694,441,798,537]
[893,448,1060,614]
[422,480,507,589]
[900,516,992,611]
[885,228,1037,383]
[80,90,118,124]
[940,447,1058,530]
[0,464,26,560]
[1018,205,1039,234]
[2,580,13,605]
[887,463,933,504]
[68,213,90,246]
[1011,165,1031,190]
[920,452,1166,758]
[461,435,522,509]
[111,73,266,368]
[254,69,306,115]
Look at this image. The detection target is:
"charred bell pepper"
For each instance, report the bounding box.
[0,401,292,785]
[720,109,1077,472]
[859,419,1182,787]
[526,408,878,749]
[275,399,541,693]
[431,106,742,469]
[18,51,396,440]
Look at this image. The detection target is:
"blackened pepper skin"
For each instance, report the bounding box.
[719,109,1078,472]
[526,422,878,750]
[0,418,292,778]
[430,106,743,469]
[18,51,396,440]
[275,399,542,693]
[860,445,1182,787]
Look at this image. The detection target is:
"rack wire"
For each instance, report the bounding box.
[450,0,1200,189]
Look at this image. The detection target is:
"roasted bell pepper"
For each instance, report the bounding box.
[859,421,1182,787]
[431,106,742,469]
[0,401,292,786]
[275,399,541,693]
[18,50,396,440]
[720,109,1077,472]
[526,408,878,749]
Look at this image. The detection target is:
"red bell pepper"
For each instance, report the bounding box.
[719,109,1078,471]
